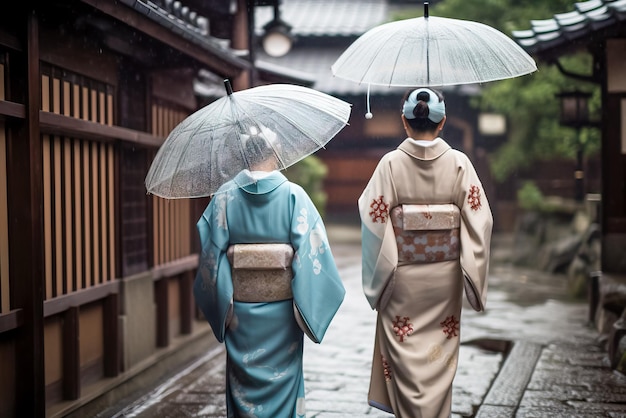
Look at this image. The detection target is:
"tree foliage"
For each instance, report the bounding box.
[392,0,601,182]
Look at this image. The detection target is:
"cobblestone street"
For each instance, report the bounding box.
[104,231,626,418]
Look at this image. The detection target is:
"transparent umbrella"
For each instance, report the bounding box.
[145,80,352,199]
[331,2,537,88]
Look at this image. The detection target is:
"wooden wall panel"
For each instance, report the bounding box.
[79,303,103,376]
[44,317,63,388]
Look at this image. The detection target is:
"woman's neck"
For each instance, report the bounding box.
[408,132,437,141]
[250,160,278,172]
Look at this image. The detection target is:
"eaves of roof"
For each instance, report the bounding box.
[83,0,250,76]
[255,60,317,86]
[512,0,626,58]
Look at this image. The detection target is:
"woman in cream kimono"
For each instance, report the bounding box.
[359,88,493,417]
[194,132,345,418]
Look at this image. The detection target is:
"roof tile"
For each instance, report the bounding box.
[513,0,626,54]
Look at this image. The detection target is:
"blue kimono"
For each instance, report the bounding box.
[193,170,345,418]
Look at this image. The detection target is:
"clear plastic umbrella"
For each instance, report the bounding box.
[331,3,537,88]
[145,80,352,199]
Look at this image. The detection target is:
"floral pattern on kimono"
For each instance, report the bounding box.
[359,137,493,418]
[359,137,493,312]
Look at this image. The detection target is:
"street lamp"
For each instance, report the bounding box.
[556,90,591,202]
[260,1,294,57]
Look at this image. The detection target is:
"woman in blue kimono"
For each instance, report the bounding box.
[193,130,345,418]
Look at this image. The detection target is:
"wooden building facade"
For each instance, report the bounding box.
[0,1,263,416]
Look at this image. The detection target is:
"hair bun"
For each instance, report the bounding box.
[402,87,445,123]
[416,91,430,102]
[413,101,430,119]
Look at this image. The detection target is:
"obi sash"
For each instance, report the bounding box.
[227,243,294,302]
[390,204,460,263]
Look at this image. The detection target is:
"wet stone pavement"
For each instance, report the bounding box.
[105,231,626,418]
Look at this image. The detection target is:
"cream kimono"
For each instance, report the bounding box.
[359,138,493,418]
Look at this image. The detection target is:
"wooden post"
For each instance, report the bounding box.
[8,9,46,416]
[62,307,80,400]
[155,278,169,347]
[103,293,120,377]
[180,271,193,335]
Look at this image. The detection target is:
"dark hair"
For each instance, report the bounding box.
[402,88,444,133]
[245,133,276,168]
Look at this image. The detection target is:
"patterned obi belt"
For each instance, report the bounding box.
[390,204,460,263]
[226,243,294,302]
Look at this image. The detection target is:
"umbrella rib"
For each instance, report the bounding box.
[250,98,348,167]
[231,97,297,171]
[163,109,212,197]
[253,91,350,127]
[163,99,231,197]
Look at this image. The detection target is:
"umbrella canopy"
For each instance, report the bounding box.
[331,3,537,87]
[145,81,352,199]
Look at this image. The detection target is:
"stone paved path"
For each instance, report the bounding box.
[106,234,626,417]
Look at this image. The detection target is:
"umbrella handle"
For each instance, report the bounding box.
[224,79,233,95]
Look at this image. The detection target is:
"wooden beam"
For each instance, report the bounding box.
[40,110,163,147]
[43,280,119,318]
[0,28,22,51]
[151,255,199,281]
[0,309,23,333]
[0,101,167,148]
[0,100,26,119]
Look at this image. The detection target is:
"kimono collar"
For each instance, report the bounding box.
[233,170,288,194]
[398,137,451,161]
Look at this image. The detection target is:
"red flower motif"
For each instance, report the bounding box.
[381,355,392,381]
[392,315,413,342]
[440,315,460,339]
[468,185,482,211]
[369,195,390,223]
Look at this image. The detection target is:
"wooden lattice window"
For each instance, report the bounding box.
[150,100,192,266]
[40,66,116,299]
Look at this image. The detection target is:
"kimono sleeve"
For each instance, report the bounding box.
[455,156,493,312]
[289,184,345,344]
[358,155,399,310]
[192,193,234,343]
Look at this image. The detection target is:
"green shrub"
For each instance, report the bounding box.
[283,155,328,217]
[517,180,574,213]
[517,181,544,211]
